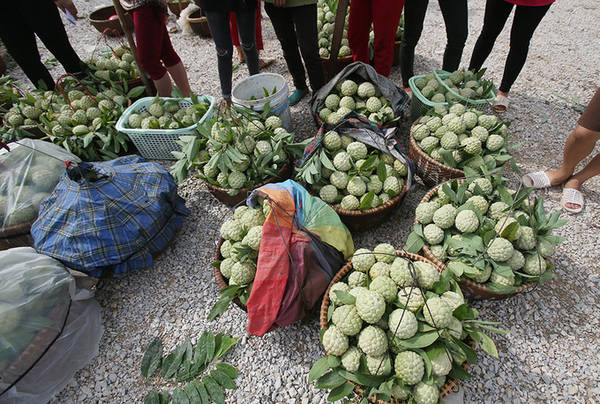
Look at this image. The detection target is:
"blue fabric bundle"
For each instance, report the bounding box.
[31,155,190,277]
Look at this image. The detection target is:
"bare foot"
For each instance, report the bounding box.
[563,177,582,210]
[545,169,573,186]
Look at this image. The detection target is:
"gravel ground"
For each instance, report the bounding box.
[3,0,600,403]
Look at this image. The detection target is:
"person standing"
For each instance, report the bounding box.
[230,1,274,69]
[468,0,555,112]
[522,88,600,214]
[348,0,404,77]
[400,0,468,92]
[0,0,86,89]
[199,0,259,105]
[120,0,191,97]
[263,0,325,106]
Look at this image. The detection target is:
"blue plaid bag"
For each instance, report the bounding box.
[31,155,190,277]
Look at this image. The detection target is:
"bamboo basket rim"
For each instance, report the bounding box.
[319,251,471,403]
[416,178,535,299]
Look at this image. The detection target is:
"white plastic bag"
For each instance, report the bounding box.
[0,139,80,229]
[178,3,201,35]
[0,247,102,403]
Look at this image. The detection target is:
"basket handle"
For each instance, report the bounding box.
[433,69,466,102]
[55,73,98,112]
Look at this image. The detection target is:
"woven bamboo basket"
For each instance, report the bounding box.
[417,179,534,300]
[0,298,69,387]
[0,221,34,251]
[319,251,471,403]
[167,1,190,16]
[205,163,292,207]
[187,10,211,37]
[329,184,408,231]
[88,6,133,36]
[214,237,246,311]
[408,118,463,187]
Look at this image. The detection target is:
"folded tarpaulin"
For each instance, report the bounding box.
[246,180,354,336]
[31,155,190,277]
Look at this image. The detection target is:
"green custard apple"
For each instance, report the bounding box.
[358,325,388,357]
[332,305,363,336]
[322,325,349,356]
[394,351,424,385]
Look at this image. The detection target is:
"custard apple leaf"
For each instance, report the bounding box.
[403,231,425,254]
[396,331,439,349]
[334,290,356,305]
[359,191,375,211]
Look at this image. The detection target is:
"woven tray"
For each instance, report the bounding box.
[0,298,70,388]
[205,163,292,207]
[330,184,408,232]
[214,237,246,311]
[187,10,211,37]
[408,118,463,186]
[417,179,534,300]
[88,6,133,36]
[319,251,470,403]
[0,221,34,251]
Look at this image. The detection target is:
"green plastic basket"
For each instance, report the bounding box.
[116,96,215,160]
[408,74,447,121]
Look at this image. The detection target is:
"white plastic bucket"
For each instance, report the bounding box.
[231,73,292,130]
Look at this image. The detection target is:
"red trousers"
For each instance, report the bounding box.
[348,0,404,77]
[132,6,181,80]
[230,0,263,50]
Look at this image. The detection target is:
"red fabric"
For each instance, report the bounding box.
[131,6,181,80]
[348,0,404,77]
[246,192,295,336]
[503,0,555,5]
[230,0,263,50]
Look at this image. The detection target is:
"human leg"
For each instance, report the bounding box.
[265,3,307,91]
[468,0,513,72]
[348,0,372,64]
[371,0,404,77]
[498,4,551,93]
[399,0,428,88]
[234,7,260,76]
[21,0,84,75]
[291,4,325,92]
[0,4,54,89]
[438,0,468,72]
[205,10,235,98]
[155,13,190,97]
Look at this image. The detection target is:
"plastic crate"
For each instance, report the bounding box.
[116,96,215,160]
[408,74,447,121]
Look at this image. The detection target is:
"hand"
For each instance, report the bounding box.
[273,0,286,6]
[55,0,78,19]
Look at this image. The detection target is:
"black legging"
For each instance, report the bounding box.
[0,0,83,89]
[400,0,468,88]
[469,0,551,93]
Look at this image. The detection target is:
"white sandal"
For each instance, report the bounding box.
[493,94,509,112]
[560,187,584,214]
[522,171,551,188]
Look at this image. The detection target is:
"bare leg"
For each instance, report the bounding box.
[153,72,172,97]
[545,125,600,185]
[236,45,245,62]
[167,61,191,97]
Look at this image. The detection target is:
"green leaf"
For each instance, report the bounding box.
[448,364,473,380]
[215,363,239,379]
[403,232,424,253]
[320,149,336,171]
[141,337,162,378]
[159,391,170,404]
[337,369,386,387]
[172,387,190,404]
[208,293,235,321]
[451,337,478,364]
[308,357,330,382]
[203,375,225,404]
[214,335,239,359]
[210,369,237,389]
[184,382,202,404]
[315,370,346,389]
[397,332,439,349]
[127,86,146,99]
[327,382,354,402]
[327,303,335,322]
[500,221,520,240]
[205,332,216,364]
[192,381,210,404]
[334,290,356,305]
[162,342,186,378]
[193,332,208,364]
[377,161,386,182]
[144,391,161,404]
[485,282,518,294]
[359,191,375,211]
[453,304,478,321]
[327,355,341,368]
[476,331,499,358]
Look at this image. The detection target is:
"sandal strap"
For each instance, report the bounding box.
[561,187,584,207]
[522,171,551,188]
